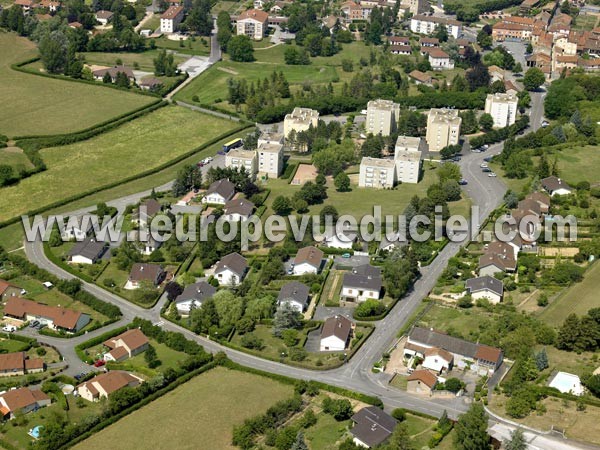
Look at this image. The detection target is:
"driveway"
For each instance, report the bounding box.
[304,327,322,352]
[313,306,355,321]
[333,255,369,268]
[178,56,211,78]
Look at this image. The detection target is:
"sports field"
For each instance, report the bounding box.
[0,106,238,222]
[0,32,154,137]
[74,367,294,450]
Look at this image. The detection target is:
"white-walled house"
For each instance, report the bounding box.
[174,281,216,315]
[541,176,573,197]
[465,276,504,304]
[202,179,236,205]
[68,239,107,264]
[277,281,310,312]
[341,265,382,303]
[293,246,324,275]
[214,252,248,286]
[422,347,454,374]
[320,315,354,351]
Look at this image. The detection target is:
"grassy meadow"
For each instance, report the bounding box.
[0,31,154,137]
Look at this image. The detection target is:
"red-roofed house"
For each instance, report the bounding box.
[3,298,90,333]
[236,9,269,40]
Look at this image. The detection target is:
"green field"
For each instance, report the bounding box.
[0,32,154,137]
[0,147,34,170]
[0,106,238,222]
[539,262,600,326]
[554,145,600,185]
[73,367,294,450]
[82,50,187,72]
[153,35,211,56]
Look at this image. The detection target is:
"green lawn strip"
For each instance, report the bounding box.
[81,50,187,72]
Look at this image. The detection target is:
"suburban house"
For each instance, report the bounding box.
[407,369,438,394]
[422,347,454,374]
[174,281,216,315]
[0,388,51,419]
[277,281,310,313]
[465,276,504,304]
[236,9,269,40]
[95,10,113,25]
[60,218,92,241]
[77,371,143,402]
[320,315,354,351]
[132,198,162,227]
[124,263,165,290]
[350,406,397,448]
[341,264,382,303]
[202,179,236,205]
[323,228,357,249]
[409,70,433,86]
[139,77,162,91]
[214,252,248,285]
[0,352,45,377]
[541,176,573,197]
[135,234,162,256]
[292,246,324,275]
[68,238,107,265]
[419,37,439,48]
[428,48,454,70]
[103,329,149,362]
[523,192,550,215]
[405,327,504,375]
[14,0,34,12]
[390,44,411,55]
[160,5,184,33]
[92,65,135,84]
[3,297,91,333]
[223,198,255,222]
[478,240,517,276]
[0,280,21,300]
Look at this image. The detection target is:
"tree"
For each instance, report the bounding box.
[290,431,309,450]
[39,31,68,74]
[186,0,212,35]
[334,172,351,192]
[535,348,548,371]
[526,42,533,54]
[380,423,415,450]
[165,281,183,301]
[0,165,15,187]
[144,344,161,368]
[479,113,494,131]
[477,28,492,48]
[320,205,339,222]
[523,68,545,91]
[437,162,462,183]
[322,397,353,421]
[556,313,582,351]
[466,63,490,91]
[454,403,490,450]
[434,24,448,42]
[227,35,254,62]
[272,302,302,336]
[172,164,202,196]
[216,11,232,50]
[504,428,527,450]
[513,62,523,74]
[153,49,177,76]
[272,195,292,215]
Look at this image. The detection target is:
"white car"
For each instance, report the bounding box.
[480,163,488,168]
[488,172,497,177]
[2,325,17,332]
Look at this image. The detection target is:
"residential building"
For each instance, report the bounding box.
[465,276,504,304]
[283,107,319,138]
[77,371,143,402]
[225,149,258,178]
[419,37,440,48]
[236,9,269,40]
[223,198,255,222]
[320,315,354,351]
[92,65,135,84]
[524,192,550,214]
[0,388,50,419]
[124,263,165,290]
[359,157,396,188]
[68,238,107,265]
[389,36,410,46]
[428,48,454,70]
[478,240,517,276]
[492,21,533,41]
[174,281,216,315]
[3,297,91,333]
[541,176,572,196]
[202,179,236,205]
[14,0,34,12]
[484,92,518,128]
[408,70,433,86]
[422,347,453,373]
[366,99,400,136]
[407,370,438,394]
[214,252,248,285]
[103,329,149,362]
[341,264,382,302]
[410,15,462,39]
[390,44,411,55]
[95,10,113,25]
[140,77,162,91]
[160,6,184,33]
[405,327,504,375]
[350,406,397,448]
[0,352,44,377]
[39,0,60,12]
[548,371,584,396]
[132,198,162,227]
[400,0,428,15]
[394,141,422,184]
[0,280,21,300]
[277,281,310,312]
[323,228,357,249]
[340,1,363,21]
[426,108,461,152]
[293,246,323,275]
[60,218,92,241]
[257,142,284,178]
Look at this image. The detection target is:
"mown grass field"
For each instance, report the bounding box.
[82,50,187,72]
[0,32,154,137]
[0,147,34,170]
[0,106,238,222]
[553,145,600,185]
[73,367,294,450]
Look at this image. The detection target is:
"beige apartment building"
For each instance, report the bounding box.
[257,142,284,178]
[484,92,518,128]
[394,135,422,155]
[426,108,461,152]
[359,157,396,188]
[366,99,400,136]
[394,136,422,184]
[225,149,258,178]
[283,107,319,138]
[236,9,269,40]
[400,0,428,15]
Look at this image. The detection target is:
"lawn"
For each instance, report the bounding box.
[153,35,211,56]
[417,303,488,338]
[81,50,187,72]
[553,145,600,185]
[0,32,154,137]
[0,106,238,222]
[304,413,351,449]
[0,147,34,171]
[73,367,294,450]
[539,261,600,326]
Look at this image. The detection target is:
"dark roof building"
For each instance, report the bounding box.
[350,406,397,448]
[277,281,310,310]
[465,276,504,297]
[342,264,382,292]
[68,238,107,263]
[128,263,164,286]
[205,179,236,200]
[214,252,248,278]
[293,246,324,269]
[541,176,572,195]
[224,198,255,218]
[175,281,216,306]
[321,315,353,343]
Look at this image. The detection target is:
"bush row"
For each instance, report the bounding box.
[469,115,529,149]
[396,91,487,110]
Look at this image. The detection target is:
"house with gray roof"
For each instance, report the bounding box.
[68,239,107,265]
[350,406,397,448]
[132,199,162,227]
[320,315,354,351]
[223,198,255,222]
[202,179,236,205]
[465,276,504,304]
[214,252,248,286]
[341,264,382,302]
[124,263,165,290]
[277,281,310,313]
[541,176,572,197]
[175,281,216,315]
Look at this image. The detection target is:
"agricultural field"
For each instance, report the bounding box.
[0,147,34,171]
[0,106,239,222]
[81,50,187,72]
[0,32,154,137]
[73,367,294,450]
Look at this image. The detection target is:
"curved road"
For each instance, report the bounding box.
[20,89,596,448]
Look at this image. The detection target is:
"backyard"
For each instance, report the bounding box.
[0,106,239,222]
[72,367,294,450]
[0,32,154,137]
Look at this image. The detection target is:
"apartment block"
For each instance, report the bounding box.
[359,158,396,188]
[236,9,269,40]
[426,108,461,152]
[410,15,462,39]
[366,99,400,136]
[283,107,319,137]
[225,149,258,178]
[160,6,184,33]
[400,0,428,15]
[394,136,422,184]
[484,92,518,128]
[257,142,284,178]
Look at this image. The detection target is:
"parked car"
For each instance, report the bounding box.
[458,179,468,185]
[2,325,17,332]
[341,253,351,258]
[35,323,46,330]
[29,320,40,328]
[541,121,549,128]
[482,144,489,150]
[488,172,497,177]
[94,360,106,367]
[480,163,488,168]
[483,157,492,162]
[482,168,492,173]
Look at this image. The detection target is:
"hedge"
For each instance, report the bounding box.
[74,325,130,363]
[283,161,299,181]
[469,115,529,149]
[0,122,253,229]
[396,91,487,110]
